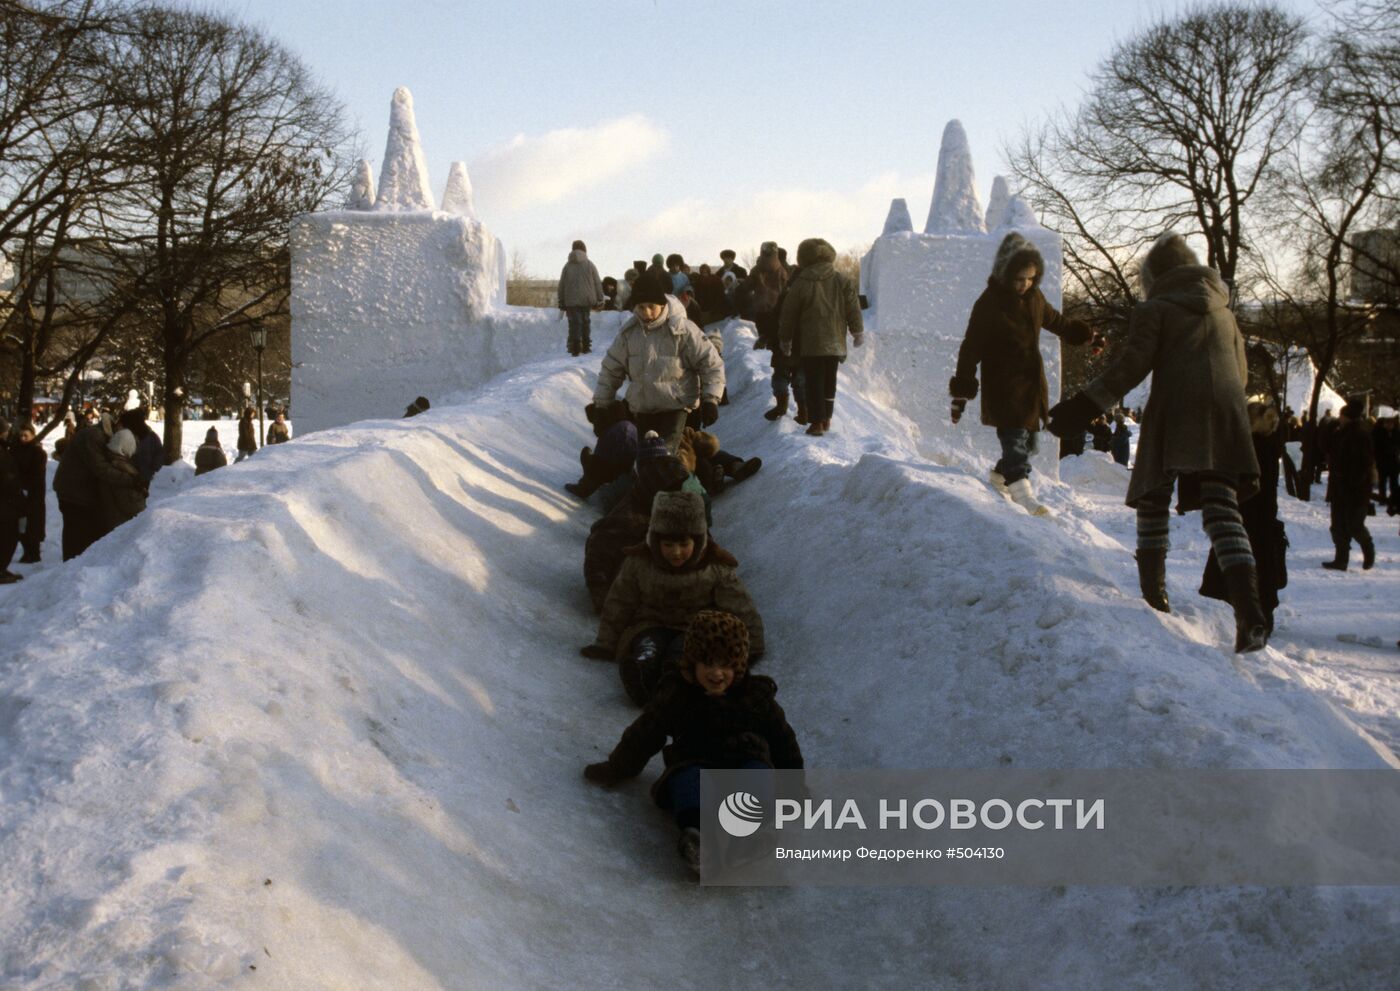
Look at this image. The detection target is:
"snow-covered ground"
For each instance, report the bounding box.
[1,322,1398,989]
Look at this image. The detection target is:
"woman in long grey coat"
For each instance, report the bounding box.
[1048,232,1267,653]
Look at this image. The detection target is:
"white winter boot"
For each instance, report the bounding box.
[1007,478,1050,516]
[989,469,1010,496]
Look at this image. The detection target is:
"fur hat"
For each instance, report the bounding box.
[108,428,137,458]
[680,610,750,680]
[720,249,737,261]
[991,232,1044,289]
[647,490,708,556]
[628,271,671,309]
[796,238,836,267]
[571,239,586,252]
[1140,232,1200,295]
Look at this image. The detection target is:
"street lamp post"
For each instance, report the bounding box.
[248,324,267,447]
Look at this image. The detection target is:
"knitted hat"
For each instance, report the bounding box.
[647,490,708,558]
[1140,232,1199,295]
[680,610,750,678]
[108,428,137,458]
[637,430,668,460]
[628,271,671,309]
[651,253,664,267]
[571,239,586,251]
[205,427,220,443]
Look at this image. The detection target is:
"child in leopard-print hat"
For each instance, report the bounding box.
[583,610,803,877]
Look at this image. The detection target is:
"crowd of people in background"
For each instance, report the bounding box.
[0,400,296,578]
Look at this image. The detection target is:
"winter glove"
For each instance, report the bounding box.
[1046,392,1102,439]
[584,761,623,786]
[852,332,865,348]
[699,401,720,427]
[951,398,967,424]
[579,644,613,660]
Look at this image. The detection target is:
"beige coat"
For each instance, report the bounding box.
[593,296,725,414]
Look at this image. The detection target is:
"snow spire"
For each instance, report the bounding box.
[881,198,914,235]
[346,159,376,210]
[375,87,435,211]
[984,176,1010,231]
[441,161,477,219]
[1003,195,1040,230]
[924,120,985,234]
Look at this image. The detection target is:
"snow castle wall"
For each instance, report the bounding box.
[291,211,509,435]
[864,121,1063,480]
[291,87,532,436]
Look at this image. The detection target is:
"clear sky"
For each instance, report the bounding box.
[203,0,1320,280]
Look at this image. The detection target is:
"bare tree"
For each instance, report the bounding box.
[1254,0,1400,497]
[95,5,353,459]
[1007,2,1310,323]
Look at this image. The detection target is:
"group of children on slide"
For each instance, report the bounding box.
[574,227,1260,878]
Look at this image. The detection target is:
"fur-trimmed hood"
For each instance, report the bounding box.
[1140,232,1200,296]
[990,232,1044,289]
[795,238,837,269]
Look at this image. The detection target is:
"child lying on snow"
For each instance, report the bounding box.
[580,490,764,707]
[567,401,637,501]
[584,433,705,613]
[584,610,803,876]
[676,426,761,497]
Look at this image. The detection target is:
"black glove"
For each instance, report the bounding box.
[1046,392,1102,439]
[951,398,967,424]
[579,644,613,660]
[584,761,622,786]
[699,401,720,426]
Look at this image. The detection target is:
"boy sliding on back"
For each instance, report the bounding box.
[583,610,803,876]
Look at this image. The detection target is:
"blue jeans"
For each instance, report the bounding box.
[994,428,1038,484]
[660,758,773,830]
[566,307,592,349]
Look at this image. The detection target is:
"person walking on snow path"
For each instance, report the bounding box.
[558,239,604,356]
[194,427,229,476]
[778,238,864,438]
[1047,231,1268,653]
[591,271,725,453]
[12,422,47,564]
[0,418,24,583]
[236,408,257,462]
[949,231,1104,515]
[1321,397,1377,572]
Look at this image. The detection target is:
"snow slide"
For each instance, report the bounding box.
[0,323,1397,989]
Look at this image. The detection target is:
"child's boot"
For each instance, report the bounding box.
[1007,478,1049,516]
[677,827,702,877]
[1135,549,1170,613]
[763,395,789,421]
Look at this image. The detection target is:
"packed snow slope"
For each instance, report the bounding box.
[1,320,1398,990]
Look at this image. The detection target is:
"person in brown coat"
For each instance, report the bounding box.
[98,429,148,531]
[236,408,257,462]
[583,610,803,876]
[580,490,764,707]
[950,231,1101,515]
[778,238,864,437]
[1048,232,1267,653]
[1321,398,1376,571]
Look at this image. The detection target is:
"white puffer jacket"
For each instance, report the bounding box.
[593,296,725,413]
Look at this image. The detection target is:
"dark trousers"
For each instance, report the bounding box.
[620,627,686,707]
[19,501,44,559]
[994,428,1039,484]
[60,500,106,561]
[800,356,840,423]
[660,759,773,830]
[632,410,689,453]
[1329,501,1373,562]
[0,519,17,572]
[566,306,592,349]
[1282,451,1299,497]
[771,356,806,405]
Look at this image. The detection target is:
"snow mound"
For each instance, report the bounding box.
[1058,450,1130,494]
[0,322,1396,988]
[375,87,435,211]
